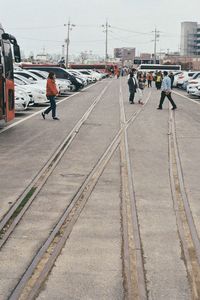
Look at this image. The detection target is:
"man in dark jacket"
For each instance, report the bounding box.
[128,72,137,104]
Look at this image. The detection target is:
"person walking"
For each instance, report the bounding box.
[137,72,145,104]
[128,72,138,104]
[42,72,59,120]
[157,71,177,110]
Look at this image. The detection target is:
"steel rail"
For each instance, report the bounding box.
[8,92,148,300]
[0,81,112,249]
[119,79,150,300]
[0,81,99,134]
[168,108,200,299]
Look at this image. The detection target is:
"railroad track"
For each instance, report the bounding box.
[0,81,112,248]
[4,82,199,299]
[0,81,98,134]
[168,107,200,299]
[119,79,150,300]
[1,80,150,300]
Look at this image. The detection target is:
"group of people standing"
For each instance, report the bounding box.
[128,71,144,105]
[41,67,177,122]
[154,71,174,90]
[127,68,177,110]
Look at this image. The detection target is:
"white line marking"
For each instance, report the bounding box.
[0,82,98,134]
[173,91,200,105]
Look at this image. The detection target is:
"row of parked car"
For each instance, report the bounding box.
[173,70,200,97]
[14,66,107,111]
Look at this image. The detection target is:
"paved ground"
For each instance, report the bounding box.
[0,78,200,299]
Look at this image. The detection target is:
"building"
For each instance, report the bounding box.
[180,22,200,56]
[114,47,136,63]
[140,53,152,60]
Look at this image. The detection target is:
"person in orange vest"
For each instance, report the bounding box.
[114,67,120,79]
[147,72,153,87]
[42,72,59,120]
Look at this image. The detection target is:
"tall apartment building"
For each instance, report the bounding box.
[180,22,200,56]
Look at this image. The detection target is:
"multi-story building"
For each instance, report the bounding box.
[180,22,200,56]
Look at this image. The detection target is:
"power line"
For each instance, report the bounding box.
[112,26,153,36]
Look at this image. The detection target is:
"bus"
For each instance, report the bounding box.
[69,63,118,75]
[137,64,181,73]
[0,23,21,127]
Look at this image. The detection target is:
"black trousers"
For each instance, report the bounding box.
[129,91,135,103]
[158,91,176,109]
[156,82,162,89]
[148,80,152,87]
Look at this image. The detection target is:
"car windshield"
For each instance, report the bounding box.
[29,71,46,79]
[14,78,26,85]
[192,73,200,79]
[14,74,36,85]
[15,71,41,81]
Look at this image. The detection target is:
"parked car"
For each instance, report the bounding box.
[77,70,98,82]
[173,71,184,87]
[67,69,89,86]
[89,70,104,80]
[22,66,84,91]
[187,83,200,97]
[14,70,48,90]
[27,69,72,95]
[177,71,196,88]
[14,77,35,106]
[14,74,48,104]
[183,72,200,90]
[15,86,30,111]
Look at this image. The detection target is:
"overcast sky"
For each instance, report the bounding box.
[1,0,200,58]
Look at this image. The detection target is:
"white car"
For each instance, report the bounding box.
[186,73,200,87]
[27,69,72,95]
[15,87,30,111]
[68,69,92,84]
[89,70,104,80]
[176,71,196,88]
[77,70,97,82]
[14,70,47,90]
[14,77,34,106]
[14,74,48,104]
[173,71,183,87]
[187,83,200,97]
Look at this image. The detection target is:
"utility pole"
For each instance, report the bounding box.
[61,44,65,58]
[102,21,111,64]
[153,28,160,64]
[64,20,75,68]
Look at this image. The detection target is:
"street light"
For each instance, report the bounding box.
[64,20,75,68]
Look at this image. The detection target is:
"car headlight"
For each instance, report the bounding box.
[16,97,24,100]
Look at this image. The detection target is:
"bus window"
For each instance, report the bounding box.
[0,25,21,125]
[0,65,4,118]
[3,42,14,80]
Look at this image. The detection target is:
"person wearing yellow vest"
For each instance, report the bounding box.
[155,71,163,90]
